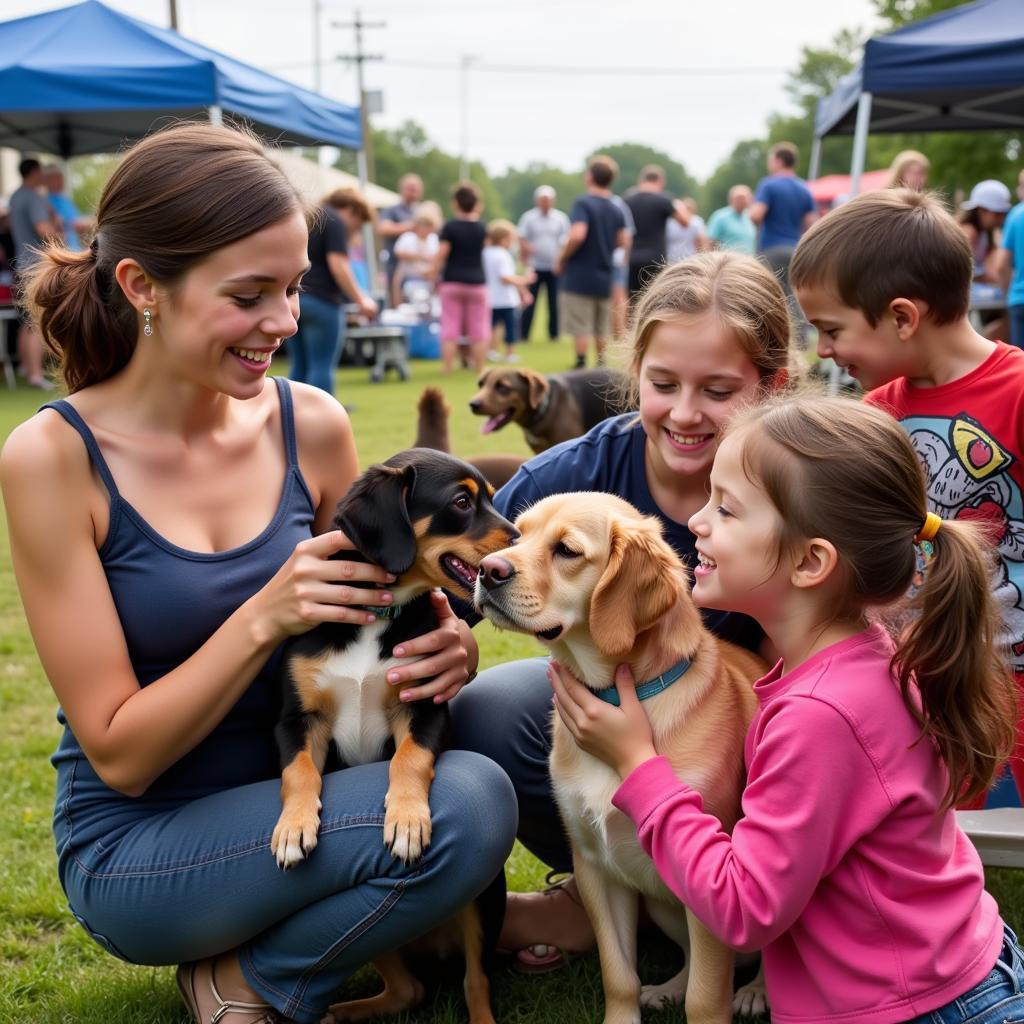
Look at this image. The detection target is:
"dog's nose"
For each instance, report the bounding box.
[469,399,482,413]
[479,554,515,590]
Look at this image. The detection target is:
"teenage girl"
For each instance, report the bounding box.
[0,124,514,1024]
[451,250,794,968]
[551,395,1021,1024]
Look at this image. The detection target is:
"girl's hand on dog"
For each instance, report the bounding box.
[250,530,397,645]
[550,661,658,780]
[389,590,477,704]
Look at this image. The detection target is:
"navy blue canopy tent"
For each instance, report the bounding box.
[811,0,1024,193]
[0,0,362,157]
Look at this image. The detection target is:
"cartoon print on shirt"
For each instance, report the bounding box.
[905,413,1024,670]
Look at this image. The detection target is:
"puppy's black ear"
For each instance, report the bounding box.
[335,464,418,575]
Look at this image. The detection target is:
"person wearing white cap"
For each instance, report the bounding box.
[959,179,1012,285]
[517,185,570,341]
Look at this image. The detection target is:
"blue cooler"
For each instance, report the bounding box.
[405,320,440,360]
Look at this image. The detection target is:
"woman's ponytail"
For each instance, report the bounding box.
[895,518,1017,810]
[25,240,136,393]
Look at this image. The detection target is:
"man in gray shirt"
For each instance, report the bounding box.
[9,157,59,389]
[517,185,570,342]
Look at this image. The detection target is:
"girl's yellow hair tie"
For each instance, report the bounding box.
[914,512,942,543]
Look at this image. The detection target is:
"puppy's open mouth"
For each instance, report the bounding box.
[481,411,514,434]
[441,554,479,592]
[536,625,563,642]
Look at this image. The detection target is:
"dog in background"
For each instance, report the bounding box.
[469,366,631,454]
[272,449,517,1023]
[474,492,767,1024]
[415,386,527,490]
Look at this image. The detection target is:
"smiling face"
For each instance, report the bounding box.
[686,430,790,621]
[149,210,309,398]
[795,281,913,391]
[638,314,763,488]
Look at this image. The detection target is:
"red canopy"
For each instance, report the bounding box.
[808,169,890,203]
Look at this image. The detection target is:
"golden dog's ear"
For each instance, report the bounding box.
[524,371,549,410]
[590,517,681,659]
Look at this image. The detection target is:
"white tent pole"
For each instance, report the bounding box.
[808,136,822,182]
[849,91,872,196]
[208,105,223,126]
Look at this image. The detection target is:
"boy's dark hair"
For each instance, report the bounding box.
[639,164,664,183]
[587,155,618,189]
[770,143,798,169]
[789,189,973,326]
[452,181,480,214]
[19,158,40,180]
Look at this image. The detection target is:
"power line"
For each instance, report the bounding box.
[267,57,788,77]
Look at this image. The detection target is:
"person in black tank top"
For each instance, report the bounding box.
[1,123,514,1024]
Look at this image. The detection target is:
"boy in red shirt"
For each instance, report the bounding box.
[790,188,1024,798]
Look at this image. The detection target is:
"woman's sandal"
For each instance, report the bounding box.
[176,960,280,1023]
[499,871,595,974]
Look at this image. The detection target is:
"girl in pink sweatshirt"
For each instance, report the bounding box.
[550,395,1022,1024]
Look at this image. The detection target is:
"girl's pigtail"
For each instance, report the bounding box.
[895,518,1017,809]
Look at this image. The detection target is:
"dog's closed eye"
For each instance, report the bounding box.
[554,541,582,559]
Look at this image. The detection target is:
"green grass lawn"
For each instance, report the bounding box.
[2,335,1023,1023]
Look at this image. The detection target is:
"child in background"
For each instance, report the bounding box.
[483,219,534,363]
[436,181,488,373]
[452,251,794,971]
[790,188,1024,803]
[391,202,441,307]
[551,395,1020,1024]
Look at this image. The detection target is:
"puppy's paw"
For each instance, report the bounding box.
[270,798,322,870]
[383,792,432,863]
[640,969,687,1009]
[733,977,769,1018]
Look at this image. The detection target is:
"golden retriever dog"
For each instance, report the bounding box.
[474,492,767,1024]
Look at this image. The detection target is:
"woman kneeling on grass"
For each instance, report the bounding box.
[0,122,515,1024]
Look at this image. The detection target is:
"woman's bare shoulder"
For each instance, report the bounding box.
[0,406,91,493]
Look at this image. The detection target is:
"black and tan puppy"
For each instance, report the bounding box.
[272,449,516,1022]
[272,448,516,868]
[469,366,631,454]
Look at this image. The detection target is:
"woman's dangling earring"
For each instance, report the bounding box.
[143,309,153,337]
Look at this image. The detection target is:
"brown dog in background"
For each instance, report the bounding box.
[469,366,630,454]
[415,387,526,490]
[474,492,767,1024]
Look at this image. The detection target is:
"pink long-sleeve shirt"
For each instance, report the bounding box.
[612,625,1002,1024]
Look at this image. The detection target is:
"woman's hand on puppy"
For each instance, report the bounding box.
[249,530,397,647]
[549,661,658,780]
[388,590,477,705]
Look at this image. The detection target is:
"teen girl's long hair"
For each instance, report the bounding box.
[731,394,1016,810]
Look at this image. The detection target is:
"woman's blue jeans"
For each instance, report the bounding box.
[450,657,571,873]
[60,753,516,1024]
[909,925,1024,1022]
[289,293,344,395]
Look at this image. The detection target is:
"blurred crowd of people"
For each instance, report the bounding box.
[6,143,1024,389]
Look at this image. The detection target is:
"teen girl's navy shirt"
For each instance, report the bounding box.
[490,413,764,653]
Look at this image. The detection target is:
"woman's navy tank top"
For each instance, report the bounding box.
[41,377,316,862]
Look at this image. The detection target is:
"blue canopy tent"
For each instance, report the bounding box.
[811,0,1024,194]
[0,0,362,156]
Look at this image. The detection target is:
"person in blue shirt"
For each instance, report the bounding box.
[43,165,93,253]
[451,250,794,972]
[996,170,1024,348]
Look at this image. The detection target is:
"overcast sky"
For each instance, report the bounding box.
[9,0,879,182]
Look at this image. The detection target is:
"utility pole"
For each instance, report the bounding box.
[336,11,384,188]
[312,0,322,93]
[336,10,385,293]
[169,0,178,30]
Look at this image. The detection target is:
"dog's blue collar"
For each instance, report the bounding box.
[592,656,692,706]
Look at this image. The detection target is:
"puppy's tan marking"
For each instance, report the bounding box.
[326,950,425,1021]
[384,724,435,863]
